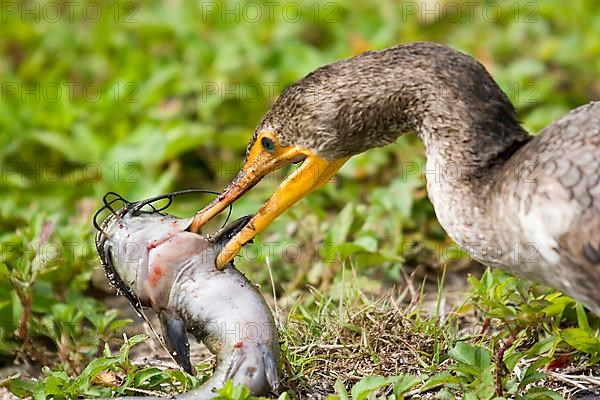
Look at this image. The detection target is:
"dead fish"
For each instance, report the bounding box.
[94,191,279,398]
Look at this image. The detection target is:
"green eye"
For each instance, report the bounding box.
[261,137,275,152]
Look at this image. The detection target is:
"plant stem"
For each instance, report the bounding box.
[494,329,517,396]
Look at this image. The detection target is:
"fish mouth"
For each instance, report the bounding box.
[93,192,142,312]
[93,189,231,315]
[210,215,254,251]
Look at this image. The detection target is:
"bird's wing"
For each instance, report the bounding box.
[535,102,600,212]
[554,208,600,314]
[514,101,600,311]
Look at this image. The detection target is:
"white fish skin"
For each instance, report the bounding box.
[98,209,279,399]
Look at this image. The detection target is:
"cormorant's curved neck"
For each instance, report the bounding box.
[263,43,531,175]
[347,44,534,250]
[262,43,533,249]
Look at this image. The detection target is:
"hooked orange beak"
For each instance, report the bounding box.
[190,130,349,269]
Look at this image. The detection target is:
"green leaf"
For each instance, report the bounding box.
[449,342,475,366]
[520,387,564,400]
[542,294,574,319]
[436,388,457,400]
[575,303,592,334]
[421,372,461,391]
[41,370,70,396]
[561,328,600,354]
[6,377,35,398]
[76,357,118,386]
[126,334,149,347]
[462,391,479,400]
[133,368,167,387]
[334,380,349,400]
[331,203,354,244]
[449,342,492,374]
[214,380,256,399]
[503,351,524,372]
[107,318,133,332]
[474,369,495,399]
[393,374,424,395]
[527,335,559,357]
[31,130,88,163]
[0,264,9,280]
[353,236,378,253]
[473,346,492,371]
[518,357,549,389]
[350,375,398,400]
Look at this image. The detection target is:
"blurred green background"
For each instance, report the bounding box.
[1,0,599,397]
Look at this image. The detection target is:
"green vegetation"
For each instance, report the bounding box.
[1,0,599,398]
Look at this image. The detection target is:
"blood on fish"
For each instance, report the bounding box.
[149,264,165,287]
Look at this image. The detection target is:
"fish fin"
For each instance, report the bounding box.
[223,347,246,381]
[159,309,193,374]
[262,346,279,391]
